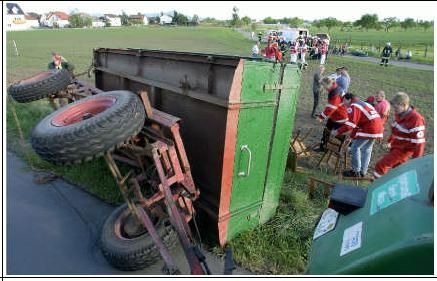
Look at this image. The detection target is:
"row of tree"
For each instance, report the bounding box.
[265,14,433,32]
[229,7,433,32]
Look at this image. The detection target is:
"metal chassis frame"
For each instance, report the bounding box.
[102,93,207,275]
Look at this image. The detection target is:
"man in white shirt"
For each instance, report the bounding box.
[251,42,260,57]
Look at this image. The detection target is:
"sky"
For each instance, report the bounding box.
[13,1,436,21]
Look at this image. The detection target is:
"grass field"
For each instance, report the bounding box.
[6,26,434,274]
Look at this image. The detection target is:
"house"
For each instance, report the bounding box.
[92,17,105,28]
[129,13,148,25]
[24,13,40,28]
[40,11,70,28]
[145,13,160,24]
[104,14,121,27]
[6,3,27,30]
[159,14,173,25]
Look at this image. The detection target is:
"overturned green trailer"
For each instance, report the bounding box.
[92,48,302,245]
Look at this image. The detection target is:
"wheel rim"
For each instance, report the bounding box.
[19,71,52,85]
[114,206,159,240]
[51,96,116,127]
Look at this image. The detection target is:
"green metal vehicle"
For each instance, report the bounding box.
[307,155,434,275]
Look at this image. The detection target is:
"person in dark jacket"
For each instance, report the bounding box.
[380,42,393,66]
[48,52,74,75]
[312,65,325,118]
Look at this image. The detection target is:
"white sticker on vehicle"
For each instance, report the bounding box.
[340,222,363,256]
[313,208,339,240]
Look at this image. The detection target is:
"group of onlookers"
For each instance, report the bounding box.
[312,66,426,179]
[251,34,329,66]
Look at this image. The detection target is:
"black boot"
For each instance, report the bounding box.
[342,170,360,177]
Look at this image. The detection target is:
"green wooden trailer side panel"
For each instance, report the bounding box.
[227,61,302,240]
[259,64,301,223]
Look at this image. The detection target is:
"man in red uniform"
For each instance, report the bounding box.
[317,77,348,151]
[373,92,426,178]
[331,93,383,177]
[319,40,328,65]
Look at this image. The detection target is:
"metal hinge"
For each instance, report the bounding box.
[263,82,283,92]
[263,82,299,92]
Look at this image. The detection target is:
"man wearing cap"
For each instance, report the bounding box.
[380,42,393,66]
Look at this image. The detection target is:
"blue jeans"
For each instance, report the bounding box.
[351,139,375,175]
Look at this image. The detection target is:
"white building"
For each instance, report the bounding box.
[159,15,172,25]
[40,11,70,28]
[24,14,39,28]
[92,17,105,28]
[6,3,27,30]
[104,14,121,27]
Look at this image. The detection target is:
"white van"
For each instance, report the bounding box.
[278,28,309,43]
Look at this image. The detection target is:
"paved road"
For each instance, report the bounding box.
[342,55,434,71]
[6,152,250,275]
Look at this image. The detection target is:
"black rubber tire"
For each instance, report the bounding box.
[30,90,145,165]
[100,203,177,271]
[8,69,71,103]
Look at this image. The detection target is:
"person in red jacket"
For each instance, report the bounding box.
[289,41,298,64]
[319,40,328,65]
[373,92,426,178]
[317,77,349,151]
[263,41,282,62]
[264,40,276,61]
[331,93,384,177]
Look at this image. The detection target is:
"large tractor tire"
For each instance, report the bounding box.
[8,69,71,103]
[100,203,177,271]
[31,90,145,165]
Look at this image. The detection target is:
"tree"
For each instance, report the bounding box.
[241,16,251,26]
[418,20,432,31]
[312,20,323,29]
[263,17,276,24]
[400,18,416,30]
[68,13,92,28]
[251,22,257,31]
[172,11,189,25]
[191,14,199,26]
[120,11,130,26]
[230,6,242,27]
[354,14,379,31]
[320,17,340,31]
[340,21,353,31]
[287,17,304,27]
[382,17,398,32]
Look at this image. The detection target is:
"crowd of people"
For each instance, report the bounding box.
[251,32,330,67]
[312,67,426,179]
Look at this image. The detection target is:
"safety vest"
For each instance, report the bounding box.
[319,84,348,124]
[337,100,383,139]
[389,107,426,147]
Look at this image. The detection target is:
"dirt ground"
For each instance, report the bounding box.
[291,59,432,177]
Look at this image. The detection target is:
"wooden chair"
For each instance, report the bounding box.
[317,132,350,176]
[307,176,334,199]
[288,128,318,171]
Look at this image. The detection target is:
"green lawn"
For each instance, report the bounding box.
[6,26,434,274]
